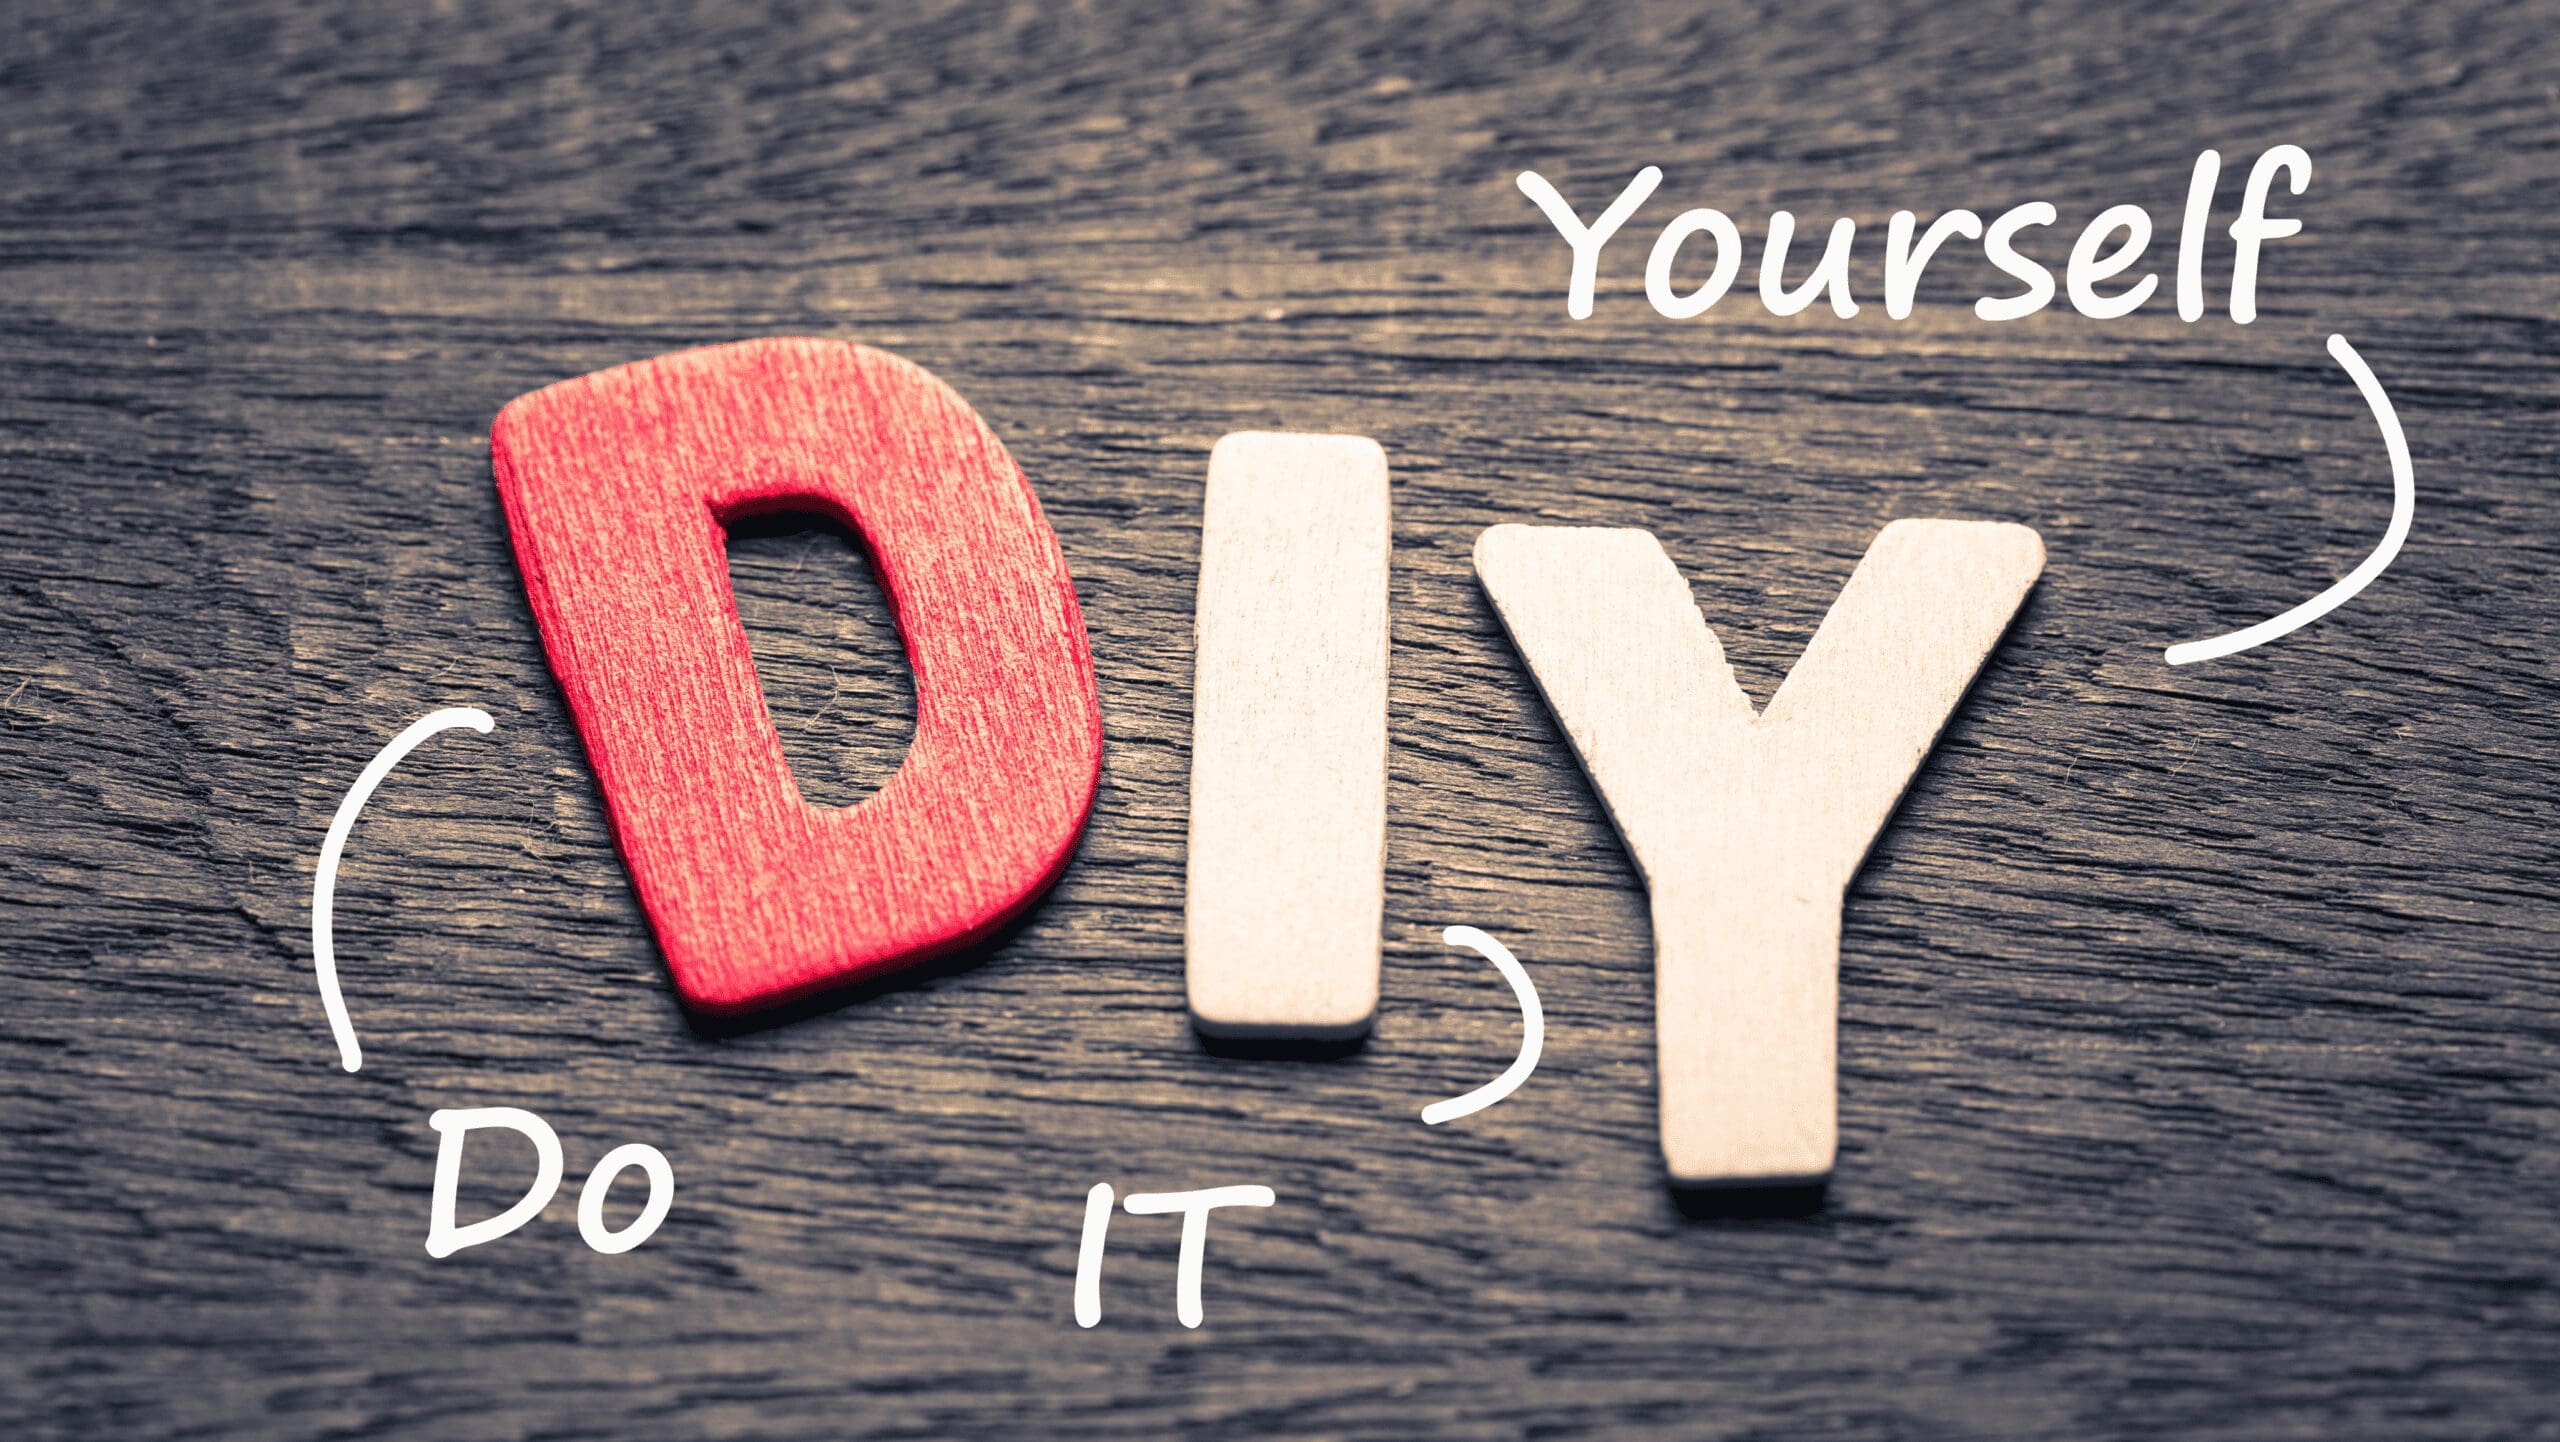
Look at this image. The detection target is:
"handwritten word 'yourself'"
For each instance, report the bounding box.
[1522,147,2309,324]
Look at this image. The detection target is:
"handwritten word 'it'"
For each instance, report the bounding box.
[1522,146,2309,324]
[1076,1183,1276,1329]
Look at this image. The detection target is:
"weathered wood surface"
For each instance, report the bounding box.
[2,2,2555,1438]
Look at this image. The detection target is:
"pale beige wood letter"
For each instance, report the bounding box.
[1474,519,2042,1185]
[1186,433,1391,1039]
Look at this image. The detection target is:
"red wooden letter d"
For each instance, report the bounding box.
[492,338,1103,1014]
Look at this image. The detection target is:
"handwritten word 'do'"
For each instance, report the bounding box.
[1522,146,2310,324]
[425,1107,672,1259]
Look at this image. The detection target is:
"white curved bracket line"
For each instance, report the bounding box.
[312,707,495,1072]
[1421,925,1544,1125]
[2165,334,2413,665]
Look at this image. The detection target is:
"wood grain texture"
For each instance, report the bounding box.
[1,2,2555,1440]
[493,337,1102,1013]
[1186,432,1389,1039]
[1476,520,2044,1186]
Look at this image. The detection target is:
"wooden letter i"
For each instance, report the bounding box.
[1185,433,1391,1039]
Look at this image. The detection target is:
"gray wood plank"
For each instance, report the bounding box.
[2,2,2555,1437]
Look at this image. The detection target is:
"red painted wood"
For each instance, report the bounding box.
[491,337,1103,1014]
